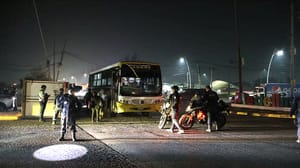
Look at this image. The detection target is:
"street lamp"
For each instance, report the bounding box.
[266,49,284,83]
[81,73,88,84]
[71,76,77,84]
[180,57,191,88]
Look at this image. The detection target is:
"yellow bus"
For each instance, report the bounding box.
[89,61,162,115]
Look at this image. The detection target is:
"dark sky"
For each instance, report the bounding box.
[0,0,299,87]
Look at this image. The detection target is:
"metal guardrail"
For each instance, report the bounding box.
[229,103,292,119]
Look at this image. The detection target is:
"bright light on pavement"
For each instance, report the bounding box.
[33,144,88,161]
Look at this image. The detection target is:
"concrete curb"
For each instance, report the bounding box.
[0,112,22,121]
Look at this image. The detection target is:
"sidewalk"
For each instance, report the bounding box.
[0,119,138,168]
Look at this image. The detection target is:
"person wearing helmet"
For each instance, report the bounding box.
[167,85,184,134]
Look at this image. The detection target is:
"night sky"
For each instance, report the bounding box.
[0,0,299,88]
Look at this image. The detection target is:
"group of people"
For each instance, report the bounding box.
[84,89,108,123]
[38,85,81,142]
[38,84,300,143]
[166,85,219,134]
[168,84,300,143]
[38,85,108,141]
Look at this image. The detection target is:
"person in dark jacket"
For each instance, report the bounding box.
[91,91,102,123]
[203,85,219,132]
[52,88,64,125]
[38,85,49,122]
[167,85,184,134]
[84,88,92,113]
[290,96,300,143]
[59,88,81,142]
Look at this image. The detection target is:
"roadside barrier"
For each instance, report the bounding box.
[244,95,291,107]
[230,103,292,119]
[0,112,22,121]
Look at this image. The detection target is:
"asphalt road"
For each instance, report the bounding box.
[81,114,300,168]
[1,114,300,168]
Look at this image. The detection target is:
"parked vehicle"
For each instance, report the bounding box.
[88,61,162,116]
[158,89,203,129]
[0,94,14,111]
[158,97,172,129]
[179,99,229,130]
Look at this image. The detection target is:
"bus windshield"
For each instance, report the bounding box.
[120,64,162,96]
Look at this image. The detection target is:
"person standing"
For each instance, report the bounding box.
[12,89,18,111]
[167,85,184,134]
[203,85,219,132]
[99,89,107,119]
[91,91,101,123]
[290,96,300,143]
[38,85,49,122]
[84,88,92,111]
[52,88,64,125]
[59,88,81,142]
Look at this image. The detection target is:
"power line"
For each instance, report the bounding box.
[64,50,98,66]
[33,0,48,59]
[33,0,50,80]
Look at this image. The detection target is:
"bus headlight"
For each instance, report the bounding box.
[119,98,130,104]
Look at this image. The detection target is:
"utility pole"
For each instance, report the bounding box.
[46,60,50,80]
[290,0,296,101]
[185,57,192,88]
[53,41,56,81]
[197,64,201,88]
[234,0,243,103]
[56,40,67,81]
[210,67,214,88]
[33,0,49,80]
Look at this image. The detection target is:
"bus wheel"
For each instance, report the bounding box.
[109,101,117,117]
[110,112,117,117]
[0,103,7,112]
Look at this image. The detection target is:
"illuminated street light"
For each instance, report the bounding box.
[266,49,284,83]
[82,73,88,84]
[71,76,77,84]
[179,57,191,88]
